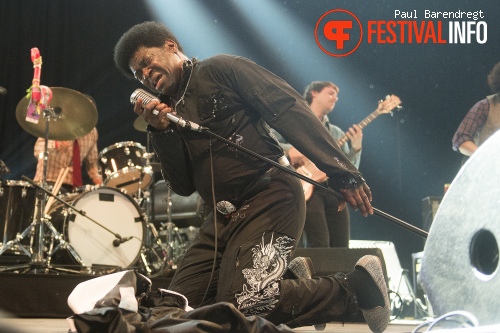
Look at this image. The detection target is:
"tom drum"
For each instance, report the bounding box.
[99,141,152,195]
[0,180,36,247]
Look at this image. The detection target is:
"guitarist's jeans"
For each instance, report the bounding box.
[303,187,350,248]
[168,166,357,328]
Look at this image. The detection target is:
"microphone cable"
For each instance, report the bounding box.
[200,137,218,306]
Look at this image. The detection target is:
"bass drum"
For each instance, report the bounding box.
[51,187,145,269]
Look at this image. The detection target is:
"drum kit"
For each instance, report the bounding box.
[0,87,203,277]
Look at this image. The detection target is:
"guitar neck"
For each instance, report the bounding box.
[336,109,382,146]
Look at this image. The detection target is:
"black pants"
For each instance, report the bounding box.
[168,168,355,328]
[302,187,350,248]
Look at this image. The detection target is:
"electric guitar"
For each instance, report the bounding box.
[295,94,402,200]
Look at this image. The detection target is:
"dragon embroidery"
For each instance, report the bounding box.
[236,232,294,316]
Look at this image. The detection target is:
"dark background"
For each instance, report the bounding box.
[1,0,499,275]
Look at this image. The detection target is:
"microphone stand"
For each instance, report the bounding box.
[183,125,428,239]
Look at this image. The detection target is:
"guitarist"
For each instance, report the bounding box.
[452,61,500,166]
[276,81,363,248]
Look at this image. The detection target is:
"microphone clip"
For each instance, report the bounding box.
[113,236,133,247]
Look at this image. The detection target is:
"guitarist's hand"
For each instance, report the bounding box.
[346,124,363,152]
[339,183,373,217]
[288,147,307,167]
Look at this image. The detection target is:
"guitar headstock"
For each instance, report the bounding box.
[376,94,402,115]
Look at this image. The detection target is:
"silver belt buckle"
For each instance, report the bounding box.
[216,200,237,215]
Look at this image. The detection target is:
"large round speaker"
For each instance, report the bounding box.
[420,131,500,325]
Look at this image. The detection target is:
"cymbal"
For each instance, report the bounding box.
[134,116,148,132]
[16,87,97,141]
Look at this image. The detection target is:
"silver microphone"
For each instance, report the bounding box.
[130,88,204,132]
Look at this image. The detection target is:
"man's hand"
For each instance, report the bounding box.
[458,140,478,157]
[339,182,373,217]
[288,147,308,167]
[93,177,103,185]
[133,97,173,131]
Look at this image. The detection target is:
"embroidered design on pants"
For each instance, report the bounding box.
[236,232,294,316]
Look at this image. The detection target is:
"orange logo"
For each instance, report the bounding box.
[315,9,363,57]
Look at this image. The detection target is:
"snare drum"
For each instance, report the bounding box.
[99,141,152,195]
[50,187,145,268]
[0,180,36,246]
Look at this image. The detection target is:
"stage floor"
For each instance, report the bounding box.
[0,269,426,333]
[0,318,422,333]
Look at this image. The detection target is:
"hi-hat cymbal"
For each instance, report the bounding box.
[16,87,97,141]
[134,116,148,132]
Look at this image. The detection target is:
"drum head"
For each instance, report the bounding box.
[103,167,152,195]
[98,141,151,195]
[66,187,144,268]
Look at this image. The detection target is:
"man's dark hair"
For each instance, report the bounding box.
[487,61,500,94]
[303,81,339,104]
[114,21,183,79]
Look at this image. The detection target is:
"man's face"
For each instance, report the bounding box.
[128,40,184,95]
[312,86,338,114]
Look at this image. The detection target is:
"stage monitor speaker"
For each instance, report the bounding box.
[292,246,388,285]
[420,131,500,325]
[292,246,388,323]
[350,240,415,306]
[412,251,433,319]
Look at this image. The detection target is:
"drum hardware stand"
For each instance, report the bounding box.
[158,186,185,269]
[135,149,156,204]
[134,168,147,204]
[137,187,165,276]
[138,220,171,277]
[134,138,182,276]
[0,217,33,258]
[135,152,171,277]
[0,107,87,273]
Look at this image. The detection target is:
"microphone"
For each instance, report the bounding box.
[0,86,6,95]
[130,88,205,132]
[113,236,133,247]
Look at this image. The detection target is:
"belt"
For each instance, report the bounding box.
[216,156,290,215]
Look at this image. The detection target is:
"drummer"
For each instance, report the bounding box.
[33,95,103,193]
